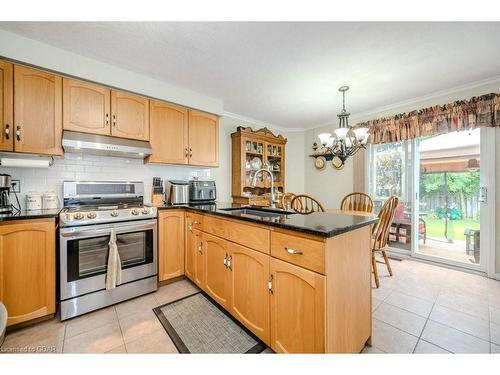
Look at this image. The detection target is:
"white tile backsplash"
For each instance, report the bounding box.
[1,152,211,209]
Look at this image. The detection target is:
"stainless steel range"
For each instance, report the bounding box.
[59,181,158,320]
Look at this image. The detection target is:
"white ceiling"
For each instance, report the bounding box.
[1,22,499,129]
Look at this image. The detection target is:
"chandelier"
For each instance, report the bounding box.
[311,86,369,169]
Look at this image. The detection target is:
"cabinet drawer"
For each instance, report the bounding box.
[270,231,325,274]
[203,215,229,238]
[227,220,269,254]
[203,215,270,254]
[186,212,204,231]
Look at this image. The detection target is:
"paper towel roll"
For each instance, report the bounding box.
[0,158,51,168]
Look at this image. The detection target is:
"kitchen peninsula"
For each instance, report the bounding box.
[157,203,378,353]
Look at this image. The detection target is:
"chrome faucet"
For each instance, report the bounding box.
[251,168,277,208]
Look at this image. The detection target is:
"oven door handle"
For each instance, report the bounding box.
[60,221,156,238]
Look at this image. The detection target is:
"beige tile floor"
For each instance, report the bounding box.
[1,259,500,354]
[364,256,500,354]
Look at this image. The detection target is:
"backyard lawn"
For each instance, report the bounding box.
[424,218,479,242]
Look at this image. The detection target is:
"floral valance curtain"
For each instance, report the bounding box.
[356,93,500,145]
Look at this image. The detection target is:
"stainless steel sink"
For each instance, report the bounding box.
[220,207,296,218]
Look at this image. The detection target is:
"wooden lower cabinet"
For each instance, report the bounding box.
[228,243,270,343]
[269,257,325,353]
[185,227,204,289]
[158,210,185,282]
[174,211,372,353]
[203,233,231,309]
[0,219,56,326]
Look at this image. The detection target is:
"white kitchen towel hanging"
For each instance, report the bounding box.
[105,227,122,289]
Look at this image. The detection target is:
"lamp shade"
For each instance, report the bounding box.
[318,133,332,146]
[334,127,349,141]
[354,127,369,143]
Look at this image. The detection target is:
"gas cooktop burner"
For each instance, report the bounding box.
[64,203,144,212]
[60,204,156,227]
[60,180,157,227]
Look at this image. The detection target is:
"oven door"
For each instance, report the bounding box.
[60,219,157,300]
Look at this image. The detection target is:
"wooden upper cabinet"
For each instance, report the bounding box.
[270,258,325,353]
[203,233,231,308]
[188,110,219,167]
[63,78,111,135]
[13,65,63,156]
[229,243,270,344]
[0,219,56,326]
[148,100,188,164]
[0,61,13,152]
[111,90,150,141]
[158,210,185,281]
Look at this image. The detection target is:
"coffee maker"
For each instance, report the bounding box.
[0,174,12,213]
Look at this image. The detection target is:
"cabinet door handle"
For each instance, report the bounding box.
[285,247,303,255]
[16,126,21,141]
[4,124,10,140]
[112,114,116,127]
[105,113,109,126]
[185,147,189,157]
[223,253,228,268]
[227,255,232,271]
[268,274,273,294]
[189,148,193,157]
[197,244,203,253]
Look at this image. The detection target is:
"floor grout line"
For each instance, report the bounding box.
[414,297,437,353]
[113,305,127,353]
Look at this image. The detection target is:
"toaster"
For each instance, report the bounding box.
[189,180,216,203]
[165,180,189,205]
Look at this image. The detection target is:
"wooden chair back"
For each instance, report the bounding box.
[340,192,374,213]
[280,192,296,210]
[290,194,325,214]
[372,196,399,250]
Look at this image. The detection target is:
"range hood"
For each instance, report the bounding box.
[62,131,152,159]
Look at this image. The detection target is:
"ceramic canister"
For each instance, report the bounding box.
[42,191,60,210]
[26,192,42,210]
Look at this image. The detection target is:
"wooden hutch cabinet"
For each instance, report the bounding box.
[231,127,287,206]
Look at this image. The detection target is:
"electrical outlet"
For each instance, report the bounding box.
[10,179,20,193]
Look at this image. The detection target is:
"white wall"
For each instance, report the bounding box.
[1,113,303,207]
[496,129,500,275]
[304,124,355,209]
[1,153,211,206]
[0,29,223,115]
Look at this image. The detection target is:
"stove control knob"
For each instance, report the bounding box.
[131,208,140,216]
[110,210,119,217]
[142,208,150,215]
[73,212,84,220]
[87,212,97,219]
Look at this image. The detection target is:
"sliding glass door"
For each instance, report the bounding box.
[369,129,489,271]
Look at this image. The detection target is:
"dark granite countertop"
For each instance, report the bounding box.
[0,208,61,221]
[158,202,378,238]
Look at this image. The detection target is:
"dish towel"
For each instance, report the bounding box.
[105,227,122,289]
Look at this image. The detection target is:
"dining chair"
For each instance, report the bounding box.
[340,192,374,213]
[290,194,325,214]
[280,192,296,210]
[372,195,399,288]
